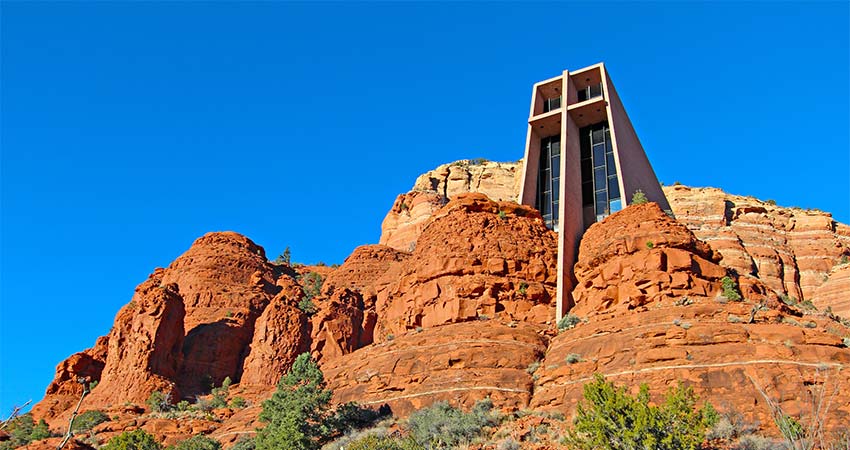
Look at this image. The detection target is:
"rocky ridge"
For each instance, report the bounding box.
[25,160,850,449]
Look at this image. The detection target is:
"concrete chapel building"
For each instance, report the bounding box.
[518,63,671,320]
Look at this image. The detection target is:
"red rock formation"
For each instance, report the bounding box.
[159,232,281,396]
[323,321,547,417]
[664,185,850,304]
[375,193,558,340]
[29,336,108,424]
[532,203,850,435]
[323,245,410,306]
[309,288,375,361]
[380,160,522,251]
[811,263,850,318]
[239,293,308,387]
[86,272,185,408]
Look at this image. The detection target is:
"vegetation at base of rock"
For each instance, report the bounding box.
[230,436,256,450]
[301,272,324,302]
[564,374,718,450]
[164,434,221,450]
[720,276,742,301]
[147,391,172,412]
[345,434,423,450]
[256,352,383,450]
[565,353,582,364]
[103,429,162,450]
[298,298,317,315]
[557,313,581,331]
[230,396,247,408]
[631,190,648,205]
[71,409,111,433]
[0,413,51,450]
[405,398,500,449]
[210,377,231,408]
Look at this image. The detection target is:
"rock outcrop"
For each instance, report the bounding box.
[86,273,186,407]
[323,321,547,417]
[531,203,850,434]
[374,193,558,340]
[664,185,850,305]
[380,160,522,251]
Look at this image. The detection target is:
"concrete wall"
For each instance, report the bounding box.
[602,69,671,211]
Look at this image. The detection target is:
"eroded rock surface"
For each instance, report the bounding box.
[375,193,558,340]
[323,321,547,417]
[380,160,522,251]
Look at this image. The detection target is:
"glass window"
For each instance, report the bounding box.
[606,154,617,175]
[610,199,622,213]
[593,144,605,166]
[592,129,604,144]
[594,167,606,189]
[608,177,620,198]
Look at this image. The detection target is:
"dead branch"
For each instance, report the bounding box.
[56,377,91,450]
[0,400,33,430]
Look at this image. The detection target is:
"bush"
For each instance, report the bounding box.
[0,413,53,449]
[298,298,317,315]
[255,353,383,450]
[230,436,255,450]
[72,410,110,433]
[301,272,324,302]
[558,314,581,331]
[230,396,248,409]
[721,276,742,301]
[165,435,221,450]
[406,398,499,449]
[566,353,582,364]
[565,374,718,450]
[345,435,423,450]
[210,377,230,409]
[631,190,648,205]
[147,391,172,413]
[103,429,162,450]
[736,434,776,450]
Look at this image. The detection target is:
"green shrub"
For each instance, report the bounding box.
[406,398,499,449]
[564,374,718,450]
[526,361,540,374]
[230,396,247,409]
[720,276,742,301]
[345,434,423,450]
[165,435,221,450]
[470,158,488,166]
[230,437,255,450]
[71,410,110,433]
[274,247,292,265]
[147,391,172,412]
[737,434,776,450]
[779,294,798,306]
[31,418,50,441]
[498,210,507,220]
[631,190,648,205]
[843,337,850,348]
[255,352,383,450]
[297,298,317,315]
[518,282,528,296]
[566,353,582,364]
[646,241,655,249]
[558,314,581,331]
[840,255,850,265]
[775,414,804,442]
[210,377,231,408]
[103,429,162,450]
[176,400,191,411]
[301,272,324,302]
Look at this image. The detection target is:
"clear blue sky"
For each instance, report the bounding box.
[1,2,848,414]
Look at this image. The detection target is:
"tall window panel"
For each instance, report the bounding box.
[536,135,561,231]
[580,123,621,222]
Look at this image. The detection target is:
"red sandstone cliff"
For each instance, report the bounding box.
[26,161,850,449]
